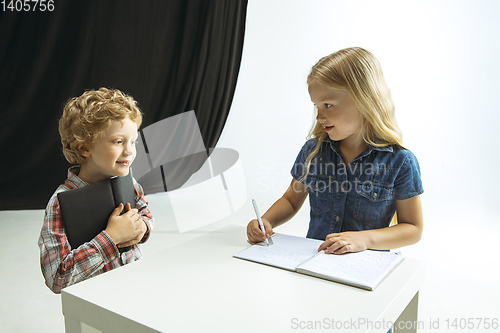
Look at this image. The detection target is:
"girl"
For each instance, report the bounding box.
[247,47,423,255]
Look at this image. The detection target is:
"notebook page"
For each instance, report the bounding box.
[297,250,403,288]
[234,234,323,271]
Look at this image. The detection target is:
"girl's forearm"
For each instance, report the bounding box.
[262,179,309,229]
[364,222,423,250]
[262,196,303,229]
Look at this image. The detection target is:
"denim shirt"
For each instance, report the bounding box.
[291,137,423,241]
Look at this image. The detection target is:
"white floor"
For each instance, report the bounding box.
[0,194,499,332]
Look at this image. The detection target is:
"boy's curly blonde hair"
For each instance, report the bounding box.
[59,88,143,165]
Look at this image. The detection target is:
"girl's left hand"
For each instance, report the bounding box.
[318,231,370,255]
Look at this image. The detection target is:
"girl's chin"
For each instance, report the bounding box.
[327,133,342,141]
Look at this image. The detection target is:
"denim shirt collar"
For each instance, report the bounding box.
[368,144,394,153]
[326,137,394,158]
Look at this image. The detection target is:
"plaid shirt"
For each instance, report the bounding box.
[38,166,154,294]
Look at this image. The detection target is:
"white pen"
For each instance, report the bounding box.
[252,199,269,246]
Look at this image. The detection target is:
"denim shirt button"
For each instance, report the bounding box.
[335,216,340,222]
[372,192,378,199]
[340,187,345,193]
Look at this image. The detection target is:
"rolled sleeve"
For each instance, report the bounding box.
[91,231,119,261]
[290,138,318,182]
[132,178,154,243]
[394,151,424,200]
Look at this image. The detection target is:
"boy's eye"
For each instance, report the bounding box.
[325,103,332,108]
[114,140,123,144]
[131,140,139,146]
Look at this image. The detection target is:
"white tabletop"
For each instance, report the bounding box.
[61,224,424,333]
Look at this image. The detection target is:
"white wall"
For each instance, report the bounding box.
[217,0,500,327]
[218,0,500,212]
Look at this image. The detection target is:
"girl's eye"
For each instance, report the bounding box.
[114,140,123,144]
[131,140,139,146]
[325,103,332,108]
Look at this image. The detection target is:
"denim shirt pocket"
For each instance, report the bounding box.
[306,176,334,215]
[354,180,394,226]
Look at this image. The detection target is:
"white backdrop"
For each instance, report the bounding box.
[216,0,500,330]
[219,0,500,210]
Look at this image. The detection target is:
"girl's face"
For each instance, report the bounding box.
[79,118,139,183]
[308,82,364,146]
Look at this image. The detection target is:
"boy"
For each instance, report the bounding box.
[38,88,154,294]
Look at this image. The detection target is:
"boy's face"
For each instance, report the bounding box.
[79,118,139,183]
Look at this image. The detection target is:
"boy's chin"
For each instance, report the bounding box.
[114,167,131,177]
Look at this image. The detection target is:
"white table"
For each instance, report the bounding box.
[61,224,424,333]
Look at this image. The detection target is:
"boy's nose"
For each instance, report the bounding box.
[123,145,134,156]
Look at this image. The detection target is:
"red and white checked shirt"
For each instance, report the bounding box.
[38,166,154,294]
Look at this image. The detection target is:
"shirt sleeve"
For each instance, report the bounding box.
[37,190,119,294]
[133,179,154,243]
[290,139,318,182]
[394,150,424,200]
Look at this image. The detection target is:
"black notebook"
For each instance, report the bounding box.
[57,172,136,252]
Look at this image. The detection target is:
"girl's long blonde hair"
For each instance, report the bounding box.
[301,47,404,181]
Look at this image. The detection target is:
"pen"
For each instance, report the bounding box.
[252,199,269,246]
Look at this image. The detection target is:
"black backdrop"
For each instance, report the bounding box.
[0,0,247,210]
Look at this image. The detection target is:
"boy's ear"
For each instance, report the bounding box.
[78,145,91,158]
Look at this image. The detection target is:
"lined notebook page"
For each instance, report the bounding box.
[297,250,404,289]
[234,234,323,271]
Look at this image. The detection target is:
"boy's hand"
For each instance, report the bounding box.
[105,203,146,247]
[116,221,147,248]
[247,218,273,244]
[318,231,370,255]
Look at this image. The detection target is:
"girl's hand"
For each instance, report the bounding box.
[247,218,273,244]
[318,231,371,255]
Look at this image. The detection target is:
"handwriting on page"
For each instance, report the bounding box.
[302,251,400,285]
[240,245,313,271]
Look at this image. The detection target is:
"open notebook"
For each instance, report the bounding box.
[233,233,404,291]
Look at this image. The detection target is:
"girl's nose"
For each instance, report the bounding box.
[315,105,326,122]
[316,111,326,122]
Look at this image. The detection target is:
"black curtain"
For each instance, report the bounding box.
[0,0,247,210]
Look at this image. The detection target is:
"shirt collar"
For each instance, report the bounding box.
[369,145,394,153]
[326,137,394,154]
[66,165,89,188]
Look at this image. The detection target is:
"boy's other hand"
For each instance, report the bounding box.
[105,203,146,247]
[247,218,273,244]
